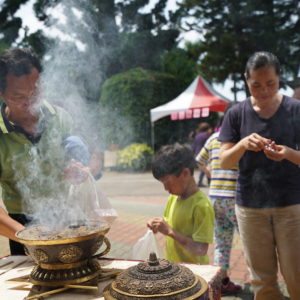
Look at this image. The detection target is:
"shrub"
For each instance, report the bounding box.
[116,143,153,172]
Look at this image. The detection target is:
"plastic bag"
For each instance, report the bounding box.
[68,172,118,226]
[131,229,164,261]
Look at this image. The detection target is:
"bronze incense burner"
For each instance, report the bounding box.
[16,223,110,286]
[103,253,209,299]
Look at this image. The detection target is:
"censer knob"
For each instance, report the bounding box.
[148,252,159,266]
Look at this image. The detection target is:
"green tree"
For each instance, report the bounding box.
[27,0,180,103]
[160,47,198,86]
[99,67,187,148]
[0,0,181,99]
[178,0,300,98]
[0,0,50,55]
[0,0,29,49]
[99,67,218,149]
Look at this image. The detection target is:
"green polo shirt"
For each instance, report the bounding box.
[0,101,73,213]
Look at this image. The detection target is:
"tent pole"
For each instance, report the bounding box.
[151,122,155,150]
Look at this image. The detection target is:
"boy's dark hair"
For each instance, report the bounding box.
[0,48,42,93]
[245,51,280,80]
[152,143,197,180]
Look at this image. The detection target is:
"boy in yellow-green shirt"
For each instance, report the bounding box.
[147,144,214,264]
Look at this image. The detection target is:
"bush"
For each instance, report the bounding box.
[116,143,153,172]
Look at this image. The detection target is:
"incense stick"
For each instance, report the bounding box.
[65,284,98,290]
[0,259,28,276]
[25,287,70,300]
[0,260,13,269]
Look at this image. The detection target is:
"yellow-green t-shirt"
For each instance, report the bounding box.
[164,190,214,264]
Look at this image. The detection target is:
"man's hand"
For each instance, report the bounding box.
[64,159,90,185]
[147,218,172,235]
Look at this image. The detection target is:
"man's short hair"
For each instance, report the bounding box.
[0,48,42,93]
[152,143,197,179]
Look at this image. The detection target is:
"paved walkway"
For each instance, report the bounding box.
[0,171,290,299]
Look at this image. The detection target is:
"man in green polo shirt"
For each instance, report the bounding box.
[0,48,95,254]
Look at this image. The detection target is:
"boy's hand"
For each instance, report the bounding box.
[147,218,171,236]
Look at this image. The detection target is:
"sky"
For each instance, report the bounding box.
[14,0,293,101]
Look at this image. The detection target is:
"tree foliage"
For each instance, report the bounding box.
[160,47,198,86]
[32,1,179,80]
[0,0,28,48]
[178,0,300,96]
[98,66,217,149]
[99,67,187,148]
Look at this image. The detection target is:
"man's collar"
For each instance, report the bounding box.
[0,104,13,133]
[0,101,57,134]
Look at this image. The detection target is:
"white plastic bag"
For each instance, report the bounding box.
[131,229,164,261]
[68,172,118,226]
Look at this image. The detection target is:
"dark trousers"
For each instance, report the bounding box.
[8,213,31,255]
[198,171,211,186]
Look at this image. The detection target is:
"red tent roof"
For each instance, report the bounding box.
[150,76,231,122]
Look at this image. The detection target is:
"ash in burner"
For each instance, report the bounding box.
[68,221,86,229]
[17,223,108,241]
[68,224,82,229]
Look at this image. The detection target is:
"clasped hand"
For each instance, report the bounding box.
[147,218,171,236]
[64,159,90,184]
[242,133,287,161]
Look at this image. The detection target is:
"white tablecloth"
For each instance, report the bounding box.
[0,256,221,299]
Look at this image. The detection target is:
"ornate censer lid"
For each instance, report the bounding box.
[103,252,208,299]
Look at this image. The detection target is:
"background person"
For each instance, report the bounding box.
[196,112,241,296]
[147,143,214,264]
[219,51,300,300]
[192,122,213,186]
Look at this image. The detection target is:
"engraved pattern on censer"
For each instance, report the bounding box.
[30,259,101,285]
[58,245,83,263]
[104,253,208,299]
[116,261,195,294]
[33,249,49,263]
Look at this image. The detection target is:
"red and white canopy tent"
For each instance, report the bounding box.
[150,75,232,148]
